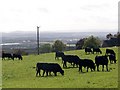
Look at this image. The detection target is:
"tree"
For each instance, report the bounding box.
[39,43,52,53]
[106,33,113,39]
[76,38,86,49]
[52,40,66,51]
[83,35,101,48]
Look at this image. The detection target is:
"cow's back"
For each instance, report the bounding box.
[95,56,108,65]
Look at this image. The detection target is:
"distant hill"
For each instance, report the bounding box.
[1,31,116,43]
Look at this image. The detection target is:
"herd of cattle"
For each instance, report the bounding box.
[1,48,117,77]
[36,48,117,77]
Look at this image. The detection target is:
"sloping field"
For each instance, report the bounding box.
[2,47,118,88]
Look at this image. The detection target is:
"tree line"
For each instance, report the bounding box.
[10,32,119,54]
[39,32,120,53]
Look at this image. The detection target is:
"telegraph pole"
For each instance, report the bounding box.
[37,26,40,55]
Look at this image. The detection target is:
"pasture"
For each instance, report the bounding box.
[2,47,118,88]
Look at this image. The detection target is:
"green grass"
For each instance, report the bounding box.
[2,47,118,88]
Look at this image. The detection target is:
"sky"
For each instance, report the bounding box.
[0,0,119,33]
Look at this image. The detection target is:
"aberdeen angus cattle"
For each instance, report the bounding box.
[36,63,48,76]
[36,63,64,77]
[95,55,109,71]
[108,54,117,64]
[13,54,23,60]
[105,49,115,56]
[61,55,80,68]
[79,59,95,72]
[2,53,13,60]
[85,47,92,54]
[93,48,102,54]
[55,51,64,60]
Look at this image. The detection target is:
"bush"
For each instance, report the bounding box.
[39,43,52,53]
[52,40,66,51]
[83,35,101,48]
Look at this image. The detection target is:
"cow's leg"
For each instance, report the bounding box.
[102,65,104,71]
[63,61,67,68]
[36,69,40,77]
[46,71,48,76]
[114,60,117,63]
[97,65,99,71]
[106,65,108,71]
[36,71,38,77]
[42,70,45,77]
[79,66,82,72]
[54,72,57,76]
[90,67,93,72]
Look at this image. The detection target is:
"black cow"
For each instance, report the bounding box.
[93,48,102,54]
[61,55,80,68]
[2,53,13,60]
[95,55,109,71]
[106,49,115,56]
[85,47,92,54]
[79,59,95,72]
[55,51,64,60]
[108,54,117,64]
[13,54,23,60]
[36,63,64,77]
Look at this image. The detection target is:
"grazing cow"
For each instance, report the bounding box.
[93,48,102,54]
[95,55,109,71]
[36,63,64,77]
[61,55,80,68]
[2,53,13,60]
[13,54,23,60]
[85,47,92,54]
[106,49,115,56]
[55,51,64,60]
[79,59,95,72]
[108,54,117,64]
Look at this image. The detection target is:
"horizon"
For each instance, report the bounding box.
[1,29,118,33]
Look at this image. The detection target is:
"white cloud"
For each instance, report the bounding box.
[0,0,119,32]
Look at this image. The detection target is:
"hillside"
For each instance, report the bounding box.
[2,47,118,88]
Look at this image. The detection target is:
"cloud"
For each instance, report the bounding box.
[37,8,48,13]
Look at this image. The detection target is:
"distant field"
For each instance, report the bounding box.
[2,47,118,88]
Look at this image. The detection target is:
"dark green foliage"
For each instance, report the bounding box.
[52,40,66,51]
[40,43,52,53]
[83,35,101,48]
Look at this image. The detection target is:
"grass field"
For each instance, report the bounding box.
[2,47,118,88]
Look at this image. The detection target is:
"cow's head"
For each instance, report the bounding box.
[60,70,64,76]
